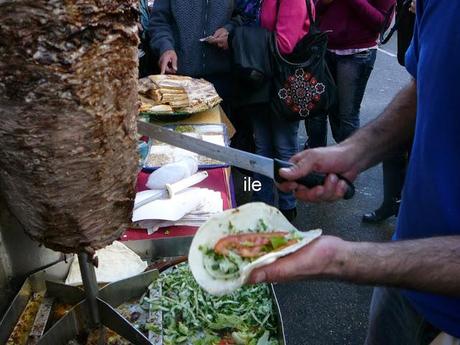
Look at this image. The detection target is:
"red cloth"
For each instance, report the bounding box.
[120,168,232,241]
[260,0,315,54]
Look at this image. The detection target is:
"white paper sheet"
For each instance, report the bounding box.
[133,188,223,234]
[132,188,207,222]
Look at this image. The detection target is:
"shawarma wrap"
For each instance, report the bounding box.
[189,203,322,295]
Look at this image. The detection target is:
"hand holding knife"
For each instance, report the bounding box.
[137,122,355,200]
[273,159,355,200]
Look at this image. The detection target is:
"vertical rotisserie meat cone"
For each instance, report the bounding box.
[0,0,139,253]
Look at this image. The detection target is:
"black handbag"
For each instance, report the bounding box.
[230,26,272,89]
[230,26,273,107]
[380,0,410,44]
[270,0,336,121]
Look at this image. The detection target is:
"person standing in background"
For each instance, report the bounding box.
[397,0,416,66]
[211,0,315,220]
[215,0,263,157]
[250,0,315,221]
[138,0,158,77]
[148,0,241,111]
[363,0,416,223]
[305,0,395,149]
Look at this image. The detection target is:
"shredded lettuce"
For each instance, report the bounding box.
[256,331,270,345]
[269,236,288,250]
[148,263,280,345]
[201,247,245,280]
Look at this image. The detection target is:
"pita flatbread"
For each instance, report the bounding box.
[189,203,321,296]
[139,74,222,113]
[65,241,147,285]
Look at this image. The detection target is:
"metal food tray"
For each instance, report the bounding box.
[0,261,86,345]
[0,258,158,345]
[142,123,230,172]
[0,243,286,345]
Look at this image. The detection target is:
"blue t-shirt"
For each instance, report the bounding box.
[395,0,460,337]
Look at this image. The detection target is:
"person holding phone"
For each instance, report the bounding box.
[305,0,396,149]
[148,0,241,108]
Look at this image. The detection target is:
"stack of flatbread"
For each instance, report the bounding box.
[139,75,222,114]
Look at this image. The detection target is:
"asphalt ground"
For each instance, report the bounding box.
[232,37,412,345]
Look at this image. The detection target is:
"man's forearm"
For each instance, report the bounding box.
[332,236,460,297]
[342,79,417,173]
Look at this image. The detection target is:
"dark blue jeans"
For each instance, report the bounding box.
[251,105,299,210]
[305,49,377,148]
[365,287,440,345]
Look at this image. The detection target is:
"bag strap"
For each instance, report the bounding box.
[305,0,315,27]
[380,0,412,44]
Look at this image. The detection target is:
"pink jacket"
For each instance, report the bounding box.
[260,0,315,55]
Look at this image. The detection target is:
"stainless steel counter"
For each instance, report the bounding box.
[0,191,195,319]
[0,196,62,316]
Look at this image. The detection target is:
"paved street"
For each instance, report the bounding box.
[233,37,412,345]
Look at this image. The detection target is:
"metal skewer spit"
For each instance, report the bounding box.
[77,253,101,328]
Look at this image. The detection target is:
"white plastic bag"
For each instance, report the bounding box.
[146,156,198,190]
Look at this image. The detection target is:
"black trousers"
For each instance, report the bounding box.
[381,151,407,206]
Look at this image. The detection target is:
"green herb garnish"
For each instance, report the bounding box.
[258,219,268,231]
[228,221,236,234]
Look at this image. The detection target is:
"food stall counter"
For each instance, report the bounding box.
[121,105,236,258]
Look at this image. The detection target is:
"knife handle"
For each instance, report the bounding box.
[165,171,209,198]
[273,159,355,200]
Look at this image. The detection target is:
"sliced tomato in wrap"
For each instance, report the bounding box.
[218,337,235,345]
[188,203,322,296]
[214,232,299,258]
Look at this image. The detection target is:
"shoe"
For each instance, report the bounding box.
[362,200,400,224]
[280,207,297,222]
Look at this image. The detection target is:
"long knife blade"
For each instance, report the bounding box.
[138,121,275,178]
[138,121,356,199]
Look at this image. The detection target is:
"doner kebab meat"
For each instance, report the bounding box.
[0,0,139,253]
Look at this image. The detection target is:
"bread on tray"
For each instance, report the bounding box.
[138,74,222,114]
